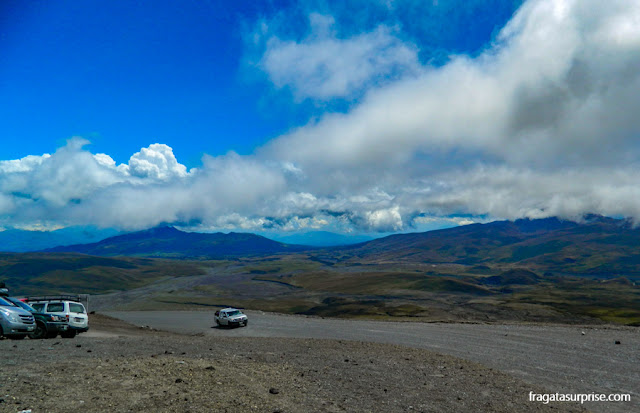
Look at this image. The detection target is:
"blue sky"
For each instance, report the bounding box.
[1,0,519,166]
[1,0,640,234]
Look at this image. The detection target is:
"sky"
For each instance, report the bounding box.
[1,0,640,234]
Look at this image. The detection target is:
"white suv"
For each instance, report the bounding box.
[29,300,89,338]
[214,308,248,327]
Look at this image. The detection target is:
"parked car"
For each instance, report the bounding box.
[0,290,35,339]
[4,297,69,339]
[214,308,248,327]
[27,298,89,338]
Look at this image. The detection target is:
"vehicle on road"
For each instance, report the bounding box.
[214,308,248,327]
[27,296,89,338]
[4,297,69,339]
[0,289,35,339]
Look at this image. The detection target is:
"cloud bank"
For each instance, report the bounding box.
[2,0,640,233]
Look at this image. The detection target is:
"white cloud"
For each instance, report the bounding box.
[365,206,403,232]
[0,154,51,173]
[3,0,640,234]
[123,143,188,180]
[263,0,640,169]
[259,13,420,100]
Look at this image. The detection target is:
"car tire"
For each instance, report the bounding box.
[243,320,248,327]
[29,322,47,340]
[61,330,77,339]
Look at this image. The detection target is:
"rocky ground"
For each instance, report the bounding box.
[0,314,586,413]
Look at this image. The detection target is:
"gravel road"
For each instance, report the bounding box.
[105,310,639,413]
[1,314,587,413]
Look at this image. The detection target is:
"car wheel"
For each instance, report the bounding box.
[61,330,77,339]
[243,320,248,327]
[29,322,47,339]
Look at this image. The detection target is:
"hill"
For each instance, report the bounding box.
[44,226,310,258]
[331,216,640,276]
[0,252,203,295]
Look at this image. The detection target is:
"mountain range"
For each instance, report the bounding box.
[4,215,638,325]
[44,226,310,258]
[335,215,640,276]
[38,215,640,276]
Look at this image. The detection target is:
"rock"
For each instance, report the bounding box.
[269,388,280,394]
[175,378,184,383]
[615,340,621,345]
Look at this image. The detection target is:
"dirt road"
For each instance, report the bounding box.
[105,310,639,413]
[1,314,589,413]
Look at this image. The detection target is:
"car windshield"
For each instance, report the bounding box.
[7,298,35,312]
[227,310,241,316]
[0,297,17,307]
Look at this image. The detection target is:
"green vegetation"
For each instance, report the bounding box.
[300,297,426,319]
[0,253,205,295]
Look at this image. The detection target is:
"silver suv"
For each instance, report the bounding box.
[0,292,35,339]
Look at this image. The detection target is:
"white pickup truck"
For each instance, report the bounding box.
[214,308,248,327]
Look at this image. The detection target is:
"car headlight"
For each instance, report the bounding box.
[1,310,19,323]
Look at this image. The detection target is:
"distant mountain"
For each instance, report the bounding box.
[34,216,640,275]
[0,226,121,252]
[270,231,375,247]
[334,216,640,275]
[44,226,311,258]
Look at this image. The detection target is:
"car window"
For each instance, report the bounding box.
[69,303,85,314]
[47,303,65,312]
[31,303,45,312]
[227,310,241,316]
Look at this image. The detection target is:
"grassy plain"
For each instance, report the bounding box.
[1,252,638,325]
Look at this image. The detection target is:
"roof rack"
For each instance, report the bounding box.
[24,294,84,303]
